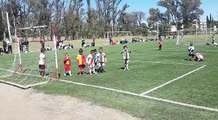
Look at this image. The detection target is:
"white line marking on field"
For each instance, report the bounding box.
[142,95,218,112]
[0,74,12,78]
[109,59,196,66]
[134,60,195,66]
[59,79,218,112]
[0,79,28,89]
[25,81,48,88]
[140,65,206,95]
[0,68,13,72]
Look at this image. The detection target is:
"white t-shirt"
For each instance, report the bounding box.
[39,53,46,65]
[188,46,194,54]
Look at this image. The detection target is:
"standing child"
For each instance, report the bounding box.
[120,45,131,70]
[77,48,86,75]
[39,37,45,49]
[87,50,96,75]
[63,53,72,76]
[188,43,195,61]
[39,48,46,76]
[97,47,107,73]
[158,39,163,50]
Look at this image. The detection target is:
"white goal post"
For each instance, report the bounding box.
[176,28,212,46]
[14,24,60,79]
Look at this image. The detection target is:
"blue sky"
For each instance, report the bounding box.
[120,0,218,22]
[88,0,218,22]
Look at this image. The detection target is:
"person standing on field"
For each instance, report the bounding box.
[188,43,195,61]
[120,45,131,70]
[63,53,72,76]
[158,38,163,50]
[39,48,46,76]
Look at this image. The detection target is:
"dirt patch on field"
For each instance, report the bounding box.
[0,83,139,120]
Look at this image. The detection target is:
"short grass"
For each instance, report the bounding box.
[0,36,218,120]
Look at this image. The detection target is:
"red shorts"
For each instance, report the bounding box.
[78,64,85,69]
[64,65,71,71]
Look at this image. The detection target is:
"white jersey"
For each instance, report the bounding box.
[97,52,106,63]
[87,54,94,66]
[39,53,46,65]
[188,46,194,54]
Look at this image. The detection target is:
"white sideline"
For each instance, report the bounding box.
[109,59,196,66]
[59,79,218,112]
[25,81,48,88]
[134,60,195,66]
[0,74,12,78]
[140,65,206,95]
[0,79,29,89]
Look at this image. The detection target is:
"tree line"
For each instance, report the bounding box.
[0,0,209,41]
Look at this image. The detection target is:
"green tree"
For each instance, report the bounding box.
[0,11,4,41]
[158,0,204,29]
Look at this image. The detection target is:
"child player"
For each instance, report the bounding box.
[39,48,46,76]
[188,43,195,61]
[158,38,163,50]
[77,48,86,75]
[63,53,72,76]
[194,53,204,62]
[120,45,131,70]
[97,47,107,73]
[86,50,96,75]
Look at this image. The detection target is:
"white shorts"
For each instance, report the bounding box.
[98,62,105,67]
[88,64,95,69]
[124,59,129,64]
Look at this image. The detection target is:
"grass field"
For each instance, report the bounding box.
[0,36,218,120]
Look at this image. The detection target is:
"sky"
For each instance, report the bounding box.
[89,0,218,22]
[119,0,218,22]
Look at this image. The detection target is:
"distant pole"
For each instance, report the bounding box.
[2,11,6,41]
[111,21,114,38]
[196,20,198,36]
[157,23,159,39]
[51,25,59,80]
[206,23,208,43]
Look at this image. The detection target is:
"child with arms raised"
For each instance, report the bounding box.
[120,45,131,70]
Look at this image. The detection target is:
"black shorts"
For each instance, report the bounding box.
[39,65,46,71]
[189,53,194,57]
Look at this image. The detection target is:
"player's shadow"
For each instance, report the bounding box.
[120,67,125,70]
[184,58,193,61]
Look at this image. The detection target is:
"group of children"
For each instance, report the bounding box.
[38,36,206,77]
[63,45,132,76]
[63,47,107,76]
